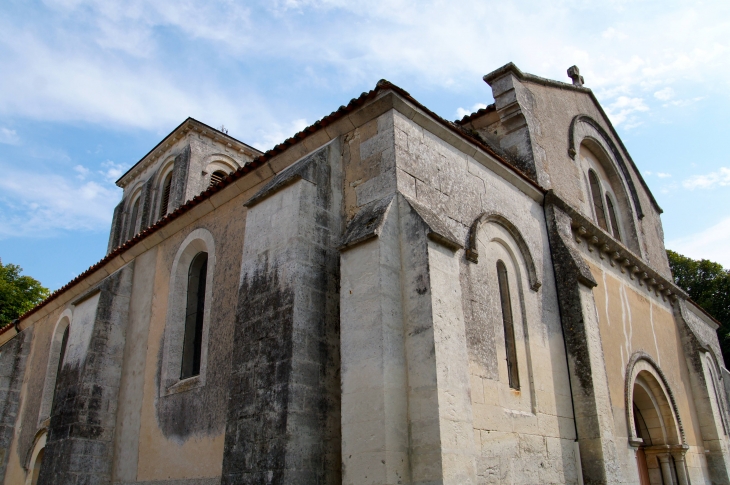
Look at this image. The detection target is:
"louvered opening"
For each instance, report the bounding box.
[160,172,173,218]
[209,170,227,187]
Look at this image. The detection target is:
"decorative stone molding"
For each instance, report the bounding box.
[625,351,686,446]
[465,212,541,291]
[117,118,262,189]
[551,190,685,304]
[568,114,663,218]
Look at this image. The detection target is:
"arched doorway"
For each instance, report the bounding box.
[626,353,689,485]
[25,430,46,485]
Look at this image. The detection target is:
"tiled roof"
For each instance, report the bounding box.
[454,103,496,124]
[7,79,542,333]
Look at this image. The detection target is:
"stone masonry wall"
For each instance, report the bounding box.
[391,110,578,483]
[0,328,33,483]
[38,263,134,485]
[221,145,341,484]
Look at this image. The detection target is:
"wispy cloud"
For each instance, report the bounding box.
[654,87,674,101]
[668,217,730,268]
[682,167,730,190]
[0,165,120,238]
[0,127,19,145]
[1,0,729,135]
[604,96,649,127]
[456,103,488,120]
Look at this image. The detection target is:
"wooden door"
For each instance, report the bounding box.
[636,447,651,485]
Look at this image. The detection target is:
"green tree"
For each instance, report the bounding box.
[0,260,50,326]
[667,250,730,366]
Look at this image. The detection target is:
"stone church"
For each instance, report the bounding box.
[1,63,729,485]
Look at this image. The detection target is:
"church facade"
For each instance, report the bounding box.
[1,63,729,485]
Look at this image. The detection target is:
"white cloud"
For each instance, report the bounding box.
[0,127,19,145]
[1,0,729,134]
[0,166,120,238]
[251,118,309,151]
[654,87,674,101]
[74,164,90,179]
[604,96,649,126]
[682,167,730,190]
[656,172,671,178]
[100,160,127,182]
[456,103,488,120]
[668,217,730,268]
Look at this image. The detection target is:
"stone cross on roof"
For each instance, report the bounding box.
[567,65,585,87]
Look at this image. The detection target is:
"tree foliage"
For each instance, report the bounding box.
[667,250,730,366]
[0,260,50,326]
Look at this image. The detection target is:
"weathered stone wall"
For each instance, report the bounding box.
[38,263,134,484]
[0,327,33,483]
[132,181,252,482]
[391,110,578,484]
[221,144,341,484]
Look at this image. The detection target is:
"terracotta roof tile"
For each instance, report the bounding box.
[14,79,541,327]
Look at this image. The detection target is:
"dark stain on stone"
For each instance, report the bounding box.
[0,327,33,483]
[38,265,133,485]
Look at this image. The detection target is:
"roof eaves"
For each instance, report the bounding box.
[17,78,544,326]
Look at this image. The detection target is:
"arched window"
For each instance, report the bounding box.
[209,170,227,187]
[605,193,622,242]
[181,252,208,379]
[159,171,173,218]
[127,196,141,241]
[497,260,519,390]
[161,228,215,395]
[38,314,71,424]
[588,169,608,232]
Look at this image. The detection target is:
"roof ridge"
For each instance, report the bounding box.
[12,78,541,328]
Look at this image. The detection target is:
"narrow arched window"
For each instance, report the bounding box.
[605,193,622,242]
[181,252,208,379]
[588,169,608,231]
[160,172,173,218]
[127,197,141,240]
[52,326,70,407]
[496,260,519,390]
[209,170,227,187]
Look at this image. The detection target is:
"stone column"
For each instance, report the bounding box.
[38,263,134,485]
[339,194,476,484]
[671,446,689,485]
[657,453,674,485]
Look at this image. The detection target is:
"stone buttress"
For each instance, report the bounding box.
[38,264,134,485]
[221,144,342,484]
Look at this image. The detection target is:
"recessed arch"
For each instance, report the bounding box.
[38,309,72,425]
[202,153,240,173]
[160,227,216,396]
[466,212,541,291]
[203,154,240,188]
[625,351,685,446]
[24,428,46,485]
[568,114,651,218]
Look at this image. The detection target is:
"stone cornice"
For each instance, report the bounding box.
[546,191,686,305]
[116,118,263,189]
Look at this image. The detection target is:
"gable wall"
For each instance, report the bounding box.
[521,82,671,280]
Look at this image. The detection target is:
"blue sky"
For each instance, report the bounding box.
[1,0,729,290]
